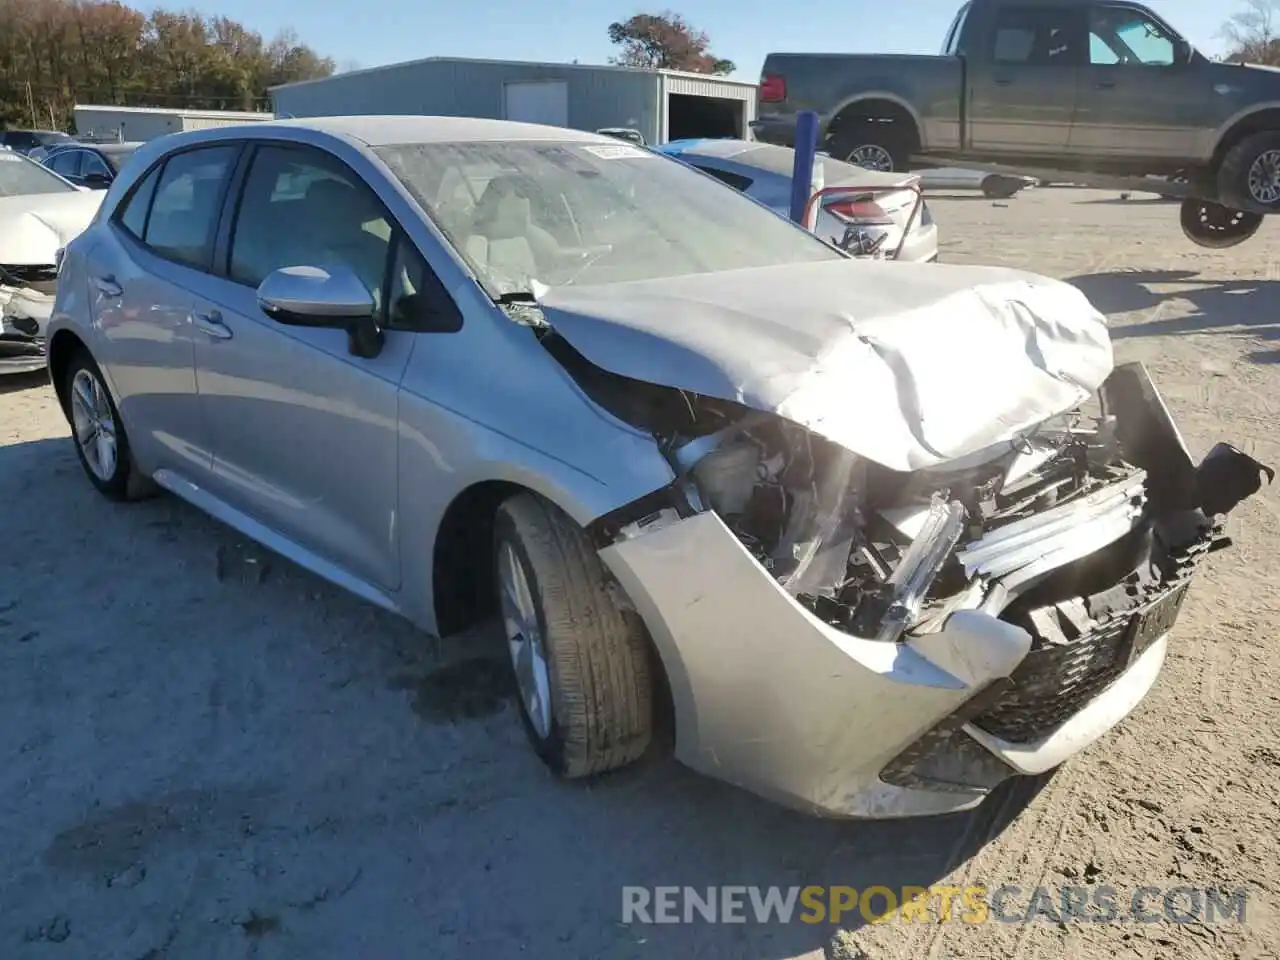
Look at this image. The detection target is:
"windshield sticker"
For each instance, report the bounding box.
[0,153,21,161]
[582,144,652,160]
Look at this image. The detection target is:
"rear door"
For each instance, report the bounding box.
[85,144,242,481]
[967,3,1085,154]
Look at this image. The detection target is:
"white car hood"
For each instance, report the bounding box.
[535,259,1114,472]
[0,190,103,266]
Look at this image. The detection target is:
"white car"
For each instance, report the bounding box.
[0,151,104,373]
[655,138,939,261]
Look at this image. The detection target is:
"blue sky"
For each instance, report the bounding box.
[217,0,1237,79]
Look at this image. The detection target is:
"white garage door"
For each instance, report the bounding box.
[503,81,569,127]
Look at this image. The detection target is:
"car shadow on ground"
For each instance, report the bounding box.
[0,369,48,395]
[0,432,1057,959]
[1068,269,1280,364]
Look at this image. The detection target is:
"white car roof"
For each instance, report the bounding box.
[257,115,617,147]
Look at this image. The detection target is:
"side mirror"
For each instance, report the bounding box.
[257,265,383,358]
[1174,38,1192,64]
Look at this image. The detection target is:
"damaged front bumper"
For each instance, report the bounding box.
[0,269,55,375]
[594,363,1270,818]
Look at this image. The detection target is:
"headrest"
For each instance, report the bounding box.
[473,182,532,241]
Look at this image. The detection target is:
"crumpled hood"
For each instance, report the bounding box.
[0,191,103,266]
[535,258,1114,472]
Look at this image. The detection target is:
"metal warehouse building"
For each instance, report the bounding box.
[73,105,274,143]
[270,57,757,144]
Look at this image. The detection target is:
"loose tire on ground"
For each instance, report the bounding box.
[1217,129,1280,213]
[1178,198,1263,249]
[494,493,654,778]
[829,121,911,173]
[64,349,156,501]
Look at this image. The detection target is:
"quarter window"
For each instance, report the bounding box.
[82,153,112,179]
[143,145,238,269]
[118,164,161,239]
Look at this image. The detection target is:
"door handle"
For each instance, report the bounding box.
[993,76,1013,86]
[1095,79,1116,89]
[91,274,122,298]
[193,309,233,340]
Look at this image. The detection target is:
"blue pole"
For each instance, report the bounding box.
[789,110,820,224]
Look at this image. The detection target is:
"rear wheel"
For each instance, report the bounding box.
[64,350,155,501]
[1178,199,1263,249]
[494,493,654,778]
[829,122,910,173]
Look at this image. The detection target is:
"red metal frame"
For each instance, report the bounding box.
[801,175,925,261]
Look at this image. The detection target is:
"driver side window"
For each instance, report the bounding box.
[1089,7,1176,65]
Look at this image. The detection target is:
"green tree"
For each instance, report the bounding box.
[607,11,735,75]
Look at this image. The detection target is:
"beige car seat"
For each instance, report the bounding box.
[464,175,560,286]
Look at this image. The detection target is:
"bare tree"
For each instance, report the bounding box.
[1222,0,1280,64]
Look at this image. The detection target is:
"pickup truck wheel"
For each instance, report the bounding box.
[830,124,909,173]
[494,493,654,779]
[1178,199,1263,249]
[1218,130,1280,212]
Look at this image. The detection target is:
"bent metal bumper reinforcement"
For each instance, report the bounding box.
[958,471,1147,598]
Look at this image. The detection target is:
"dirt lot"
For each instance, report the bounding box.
[2,187,1279,960]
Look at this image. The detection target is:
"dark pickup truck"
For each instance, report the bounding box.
[755,0,1280,232]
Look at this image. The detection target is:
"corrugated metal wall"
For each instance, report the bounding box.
[73,109,180,141]
[272,60,665,144]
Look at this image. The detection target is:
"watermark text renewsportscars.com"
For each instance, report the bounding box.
[621,885,1250,925]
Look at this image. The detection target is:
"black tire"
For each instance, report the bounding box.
[1217,130,1280,213]
[494,493,653,778]
[829,121,910,173]
[1178,199,1263,249]
[64,349,155,501]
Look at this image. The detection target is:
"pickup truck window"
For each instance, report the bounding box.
[1088,6,1176,65]
[991,6,1084,67]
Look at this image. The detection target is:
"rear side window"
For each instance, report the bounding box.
[142,146,238,269]
[991,7,1083,66]
[690,163,754,192]
[118,165,162,239]
[83,152,112,178]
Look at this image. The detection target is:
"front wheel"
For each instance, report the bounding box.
[1178,199,1263,249]
[494,493,654,778]
[1217,130,1280,212]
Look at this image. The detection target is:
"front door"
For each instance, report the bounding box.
[1069,4,1200,159]
[967,4,1085,154]
[186,142,411,592]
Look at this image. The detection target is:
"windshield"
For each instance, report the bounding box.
[375,139,842,297]
[0,152,77,197]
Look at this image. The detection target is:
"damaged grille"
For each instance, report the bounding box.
[973,531,1213,744]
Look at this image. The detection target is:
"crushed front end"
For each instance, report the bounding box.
[0,262,56,374]
[589,361,1271,818]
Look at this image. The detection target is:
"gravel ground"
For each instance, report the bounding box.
[1,187,1278,960]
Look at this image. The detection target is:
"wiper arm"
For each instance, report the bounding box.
[495,290,538,305]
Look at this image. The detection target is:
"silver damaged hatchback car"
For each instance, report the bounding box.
[48,117,1271,818]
